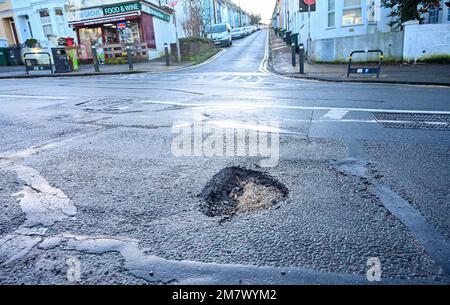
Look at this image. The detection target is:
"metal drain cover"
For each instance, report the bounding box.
[76,98,137,113]
[199,167,289,217]
[373,112,450,131]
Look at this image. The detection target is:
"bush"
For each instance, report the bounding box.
[417,54,450,64]
[179,37,213,44]
[24,38,39,48]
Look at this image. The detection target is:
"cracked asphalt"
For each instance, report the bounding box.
[0,30,449,284]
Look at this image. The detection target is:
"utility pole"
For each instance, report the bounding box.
[168,1,181,62]
[307,4,311,60]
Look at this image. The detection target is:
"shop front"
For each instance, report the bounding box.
[68,1,172,62]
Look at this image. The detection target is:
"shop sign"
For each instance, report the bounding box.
[142,4,171,22]
[103,2,142,16]
[68,7,104,22]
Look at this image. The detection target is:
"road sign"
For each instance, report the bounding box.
[167,1,178,7]
[299,0,316,12]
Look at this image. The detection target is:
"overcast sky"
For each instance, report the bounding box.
[230,0,275,24]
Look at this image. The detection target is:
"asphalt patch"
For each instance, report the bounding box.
[199,167,289,217]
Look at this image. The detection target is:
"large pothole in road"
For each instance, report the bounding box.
[199,167,289,217]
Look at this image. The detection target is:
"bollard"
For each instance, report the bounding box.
[299,44,305,74]
[164,43,170,66]
[126,45,133,71]
[291,43,296,67]
[92,46,100,72]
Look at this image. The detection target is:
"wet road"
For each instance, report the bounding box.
[0,30,449,284]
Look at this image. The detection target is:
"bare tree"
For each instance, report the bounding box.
[181,0,209,37]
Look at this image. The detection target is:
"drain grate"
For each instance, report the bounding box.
[75,98,137,113]
[373,112,450,131]
[199,167,289,217]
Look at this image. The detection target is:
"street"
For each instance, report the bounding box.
[0,30,449,284]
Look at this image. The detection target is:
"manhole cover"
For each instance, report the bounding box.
[373,112,450,131]
[199,167,289,217]
[75,98,137,113]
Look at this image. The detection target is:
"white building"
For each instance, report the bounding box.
[1,0,72,47]
[275,0,450,62]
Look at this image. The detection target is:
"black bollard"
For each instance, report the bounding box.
[299,44,305,74]
[126,45,133,71]
[92,46,100,72]
[291,43,296,67]
[164,43,170,66]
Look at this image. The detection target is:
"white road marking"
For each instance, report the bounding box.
[0,94,68,100]
[321,109,349,120]
[140,100,450,115]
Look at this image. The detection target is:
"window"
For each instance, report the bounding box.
[55,8,66,36]
[427,8,439,24]
[342,0,362,26]
[448,8,450,22]
[39,9,54,37]
[328,0,335,27]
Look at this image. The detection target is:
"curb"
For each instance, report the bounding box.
[267,37,450,87]
[0,70,145,79]
[280,73,450,87]
[0,48,225,80]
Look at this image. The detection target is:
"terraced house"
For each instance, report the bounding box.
[273,0,450,63]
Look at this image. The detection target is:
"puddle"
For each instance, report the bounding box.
[199,167,288,217]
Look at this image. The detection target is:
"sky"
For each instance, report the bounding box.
[230,0,275,24]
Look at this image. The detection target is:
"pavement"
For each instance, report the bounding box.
[0,57,194,79]
[269,30,450,86]
[0,30,449,285]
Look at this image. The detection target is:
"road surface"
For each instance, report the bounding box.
[0,30,449,284]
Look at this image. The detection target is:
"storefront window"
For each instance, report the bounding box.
[78,27,102,59]
[118,20,141,44]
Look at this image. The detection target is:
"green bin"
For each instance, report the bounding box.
[0,48,8,66]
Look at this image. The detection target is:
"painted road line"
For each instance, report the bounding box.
[140,100,450,115]
[321,109,349,120]
[0,94,69,100]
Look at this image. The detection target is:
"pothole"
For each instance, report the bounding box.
[199,167,289,217]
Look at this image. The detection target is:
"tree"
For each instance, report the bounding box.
[250,13,262,25]
[181,0,206,37]
[382,0,441,28]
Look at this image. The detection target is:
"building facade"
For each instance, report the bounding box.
[66,0,176,60]
[0,0,72,47]
[0,0,15,46]
[273,0,450,62]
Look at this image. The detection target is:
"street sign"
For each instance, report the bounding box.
[103,2,141,16]
[299,0,316,12]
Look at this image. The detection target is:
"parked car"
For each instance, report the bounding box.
[231,28,244,39]
[209,23,232,47]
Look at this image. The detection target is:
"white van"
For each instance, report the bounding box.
[209,23,232,47]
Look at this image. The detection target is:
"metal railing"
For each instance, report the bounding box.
[347,49,384,78]
[24,52,53,75]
